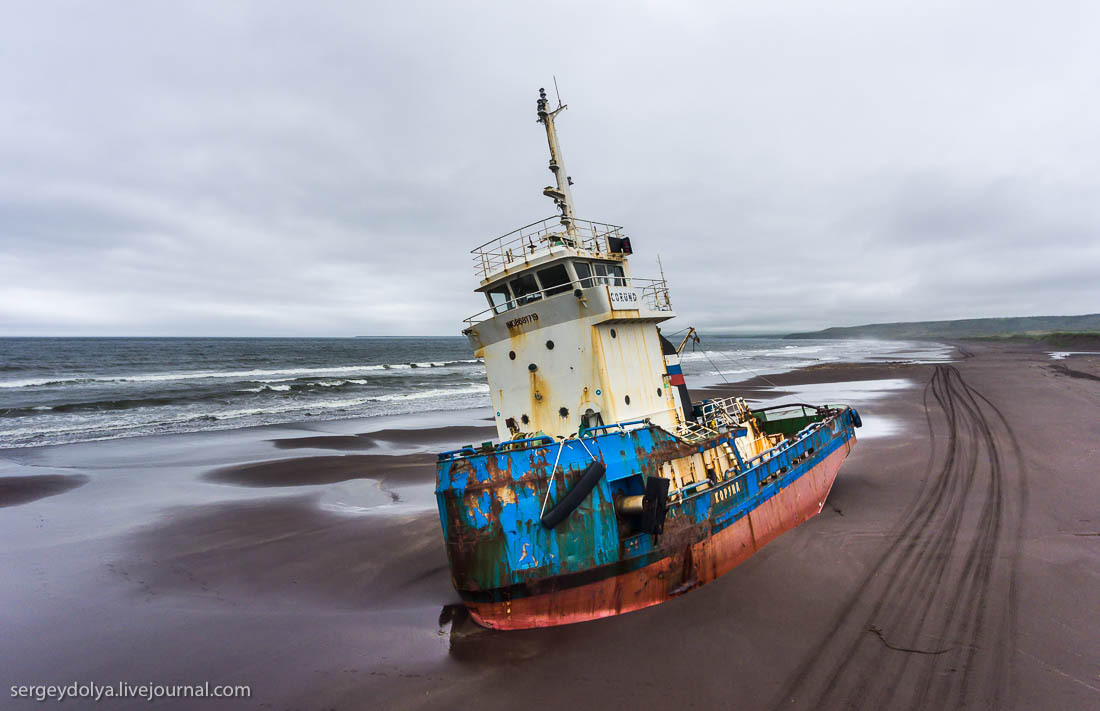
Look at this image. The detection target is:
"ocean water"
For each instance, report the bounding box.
[0,336,952,449]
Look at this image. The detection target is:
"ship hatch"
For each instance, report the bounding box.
[580,408,604,430]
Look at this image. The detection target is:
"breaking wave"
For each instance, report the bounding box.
[0,359,484,389]
[0,335,950,449]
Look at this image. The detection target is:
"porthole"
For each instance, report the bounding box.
[625,395,631,405]
[657,388,662,397]
[546,340,555,350]
[528,363,538,372]
[559,407,569,417]
[509,350,516,360]
[521,414,530,425]
[610,328,617,338]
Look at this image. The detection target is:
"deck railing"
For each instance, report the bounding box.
[471,216,628,279]
[675,419,837,505]
[678,396,747,442]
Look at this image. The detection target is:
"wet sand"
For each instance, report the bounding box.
[269,424,497,451]
[0,343,1097,710]
[207,452,437,488]
[0,474,88,507]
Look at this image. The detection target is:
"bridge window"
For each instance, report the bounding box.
[510,274,542,305]
[594,263,626,286]
[487,287,511,314]
[573,261,593,288]
[537,264,572,296]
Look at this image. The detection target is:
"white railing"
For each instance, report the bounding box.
[463,277,672,326]
[637,278,672,312]
[471,216,628,279]
[677,396,747,442]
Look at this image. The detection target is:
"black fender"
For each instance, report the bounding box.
[540,460,606,529]
[640,475,670,535]
[849,408,862,428]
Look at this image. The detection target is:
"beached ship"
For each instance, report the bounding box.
[435,88,861,629]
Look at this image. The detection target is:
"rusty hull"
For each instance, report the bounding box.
[466,443,850,629]
[435,409,860,629]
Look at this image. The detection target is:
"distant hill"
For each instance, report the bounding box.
[785,314,1100,341]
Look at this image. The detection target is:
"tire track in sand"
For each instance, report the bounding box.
[772,365,1027,710]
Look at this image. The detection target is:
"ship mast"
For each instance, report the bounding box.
[537,86,576,236]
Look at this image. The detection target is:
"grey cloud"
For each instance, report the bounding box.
[1,1,1097,336]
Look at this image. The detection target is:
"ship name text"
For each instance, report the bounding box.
[506,313,539,329]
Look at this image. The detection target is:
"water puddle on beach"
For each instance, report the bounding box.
[318,480,437,516]
[758,378,913,439]
[1048,351,1100,360]
[760,377,912,402]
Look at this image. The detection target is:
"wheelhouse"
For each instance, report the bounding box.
[482,258,629,315]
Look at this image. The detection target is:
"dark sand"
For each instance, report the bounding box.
[125,496,446,609]
[206,452,437,488]
[269,424,497,451]
[1,343,1097,710]
[270,434,379,450]
[0,474,88,507]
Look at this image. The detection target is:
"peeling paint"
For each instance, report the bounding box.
[435,410,859,626]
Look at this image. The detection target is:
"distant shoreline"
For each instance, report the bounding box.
[786,313,1100,342]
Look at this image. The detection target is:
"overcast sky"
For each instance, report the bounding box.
[1,1,1097,336]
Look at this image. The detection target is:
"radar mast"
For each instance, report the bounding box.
[536,86,576,236]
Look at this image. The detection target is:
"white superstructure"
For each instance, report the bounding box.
[463,88,686,441]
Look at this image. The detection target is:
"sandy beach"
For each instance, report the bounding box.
[1,342,1096,710]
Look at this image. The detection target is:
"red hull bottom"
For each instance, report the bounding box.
[467,440,853,630]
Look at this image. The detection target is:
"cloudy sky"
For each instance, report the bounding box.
[2,1,1097,336]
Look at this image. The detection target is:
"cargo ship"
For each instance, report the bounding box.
[434,88,861,630]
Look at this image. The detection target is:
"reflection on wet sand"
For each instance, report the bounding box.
[0,474,88,508]
[1,347,1097,711]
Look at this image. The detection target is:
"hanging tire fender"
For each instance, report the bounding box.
[540,460,606,529]
[849,408,863,428]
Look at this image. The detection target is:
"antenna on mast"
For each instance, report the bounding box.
[657,254,671,309]
[536,83,576,235]
[553,76,563,108]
